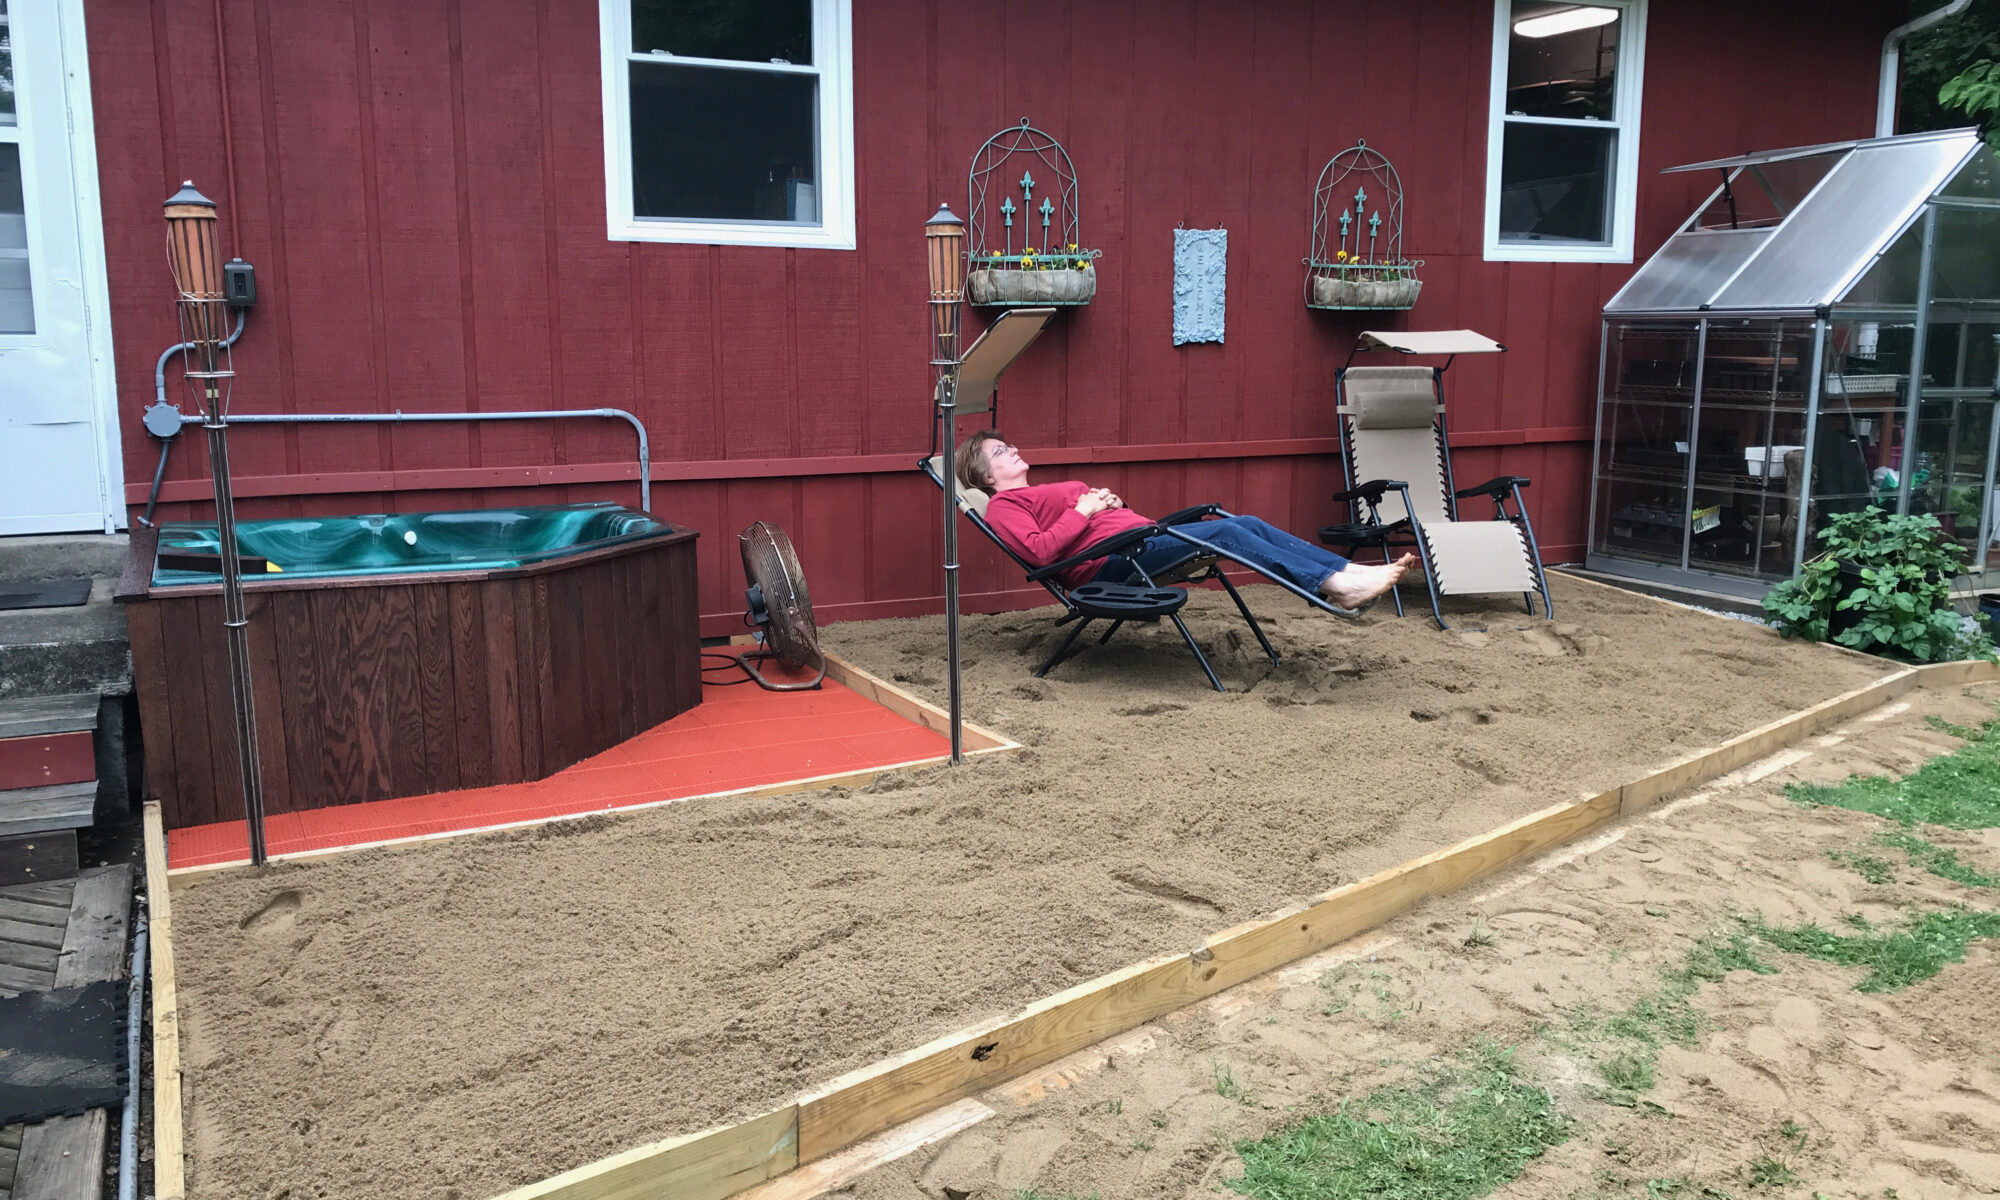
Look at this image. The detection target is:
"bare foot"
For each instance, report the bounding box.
[1321,558,1411,610]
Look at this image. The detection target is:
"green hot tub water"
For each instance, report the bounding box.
[150,502,666,586]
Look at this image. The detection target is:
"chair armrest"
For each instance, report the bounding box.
[1330,478,1407,504]
[1453,475,1531,500]
[1159,504,1222,526]
[1024,524,1167,582]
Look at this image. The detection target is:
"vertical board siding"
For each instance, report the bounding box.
[97,0,1896,635]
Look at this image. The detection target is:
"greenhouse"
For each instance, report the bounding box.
[1590,127,2000,596]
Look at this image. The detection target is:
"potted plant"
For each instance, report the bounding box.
[967,245,1100,307]
[1763,508,1995,663]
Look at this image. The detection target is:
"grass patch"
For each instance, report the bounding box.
[1787,713,2000,829]
[1230,1041,1566,1200]
[1826,849,1895,885]
[1873,830,2000,888]
[1745,908,2000,992]
[1578,933,1776,1105]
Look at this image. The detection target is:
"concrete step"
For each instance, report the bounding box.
[0,534,129,585]
[0,579,130,702]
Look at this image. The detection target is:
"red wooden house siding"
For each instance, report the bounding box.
[91,0,1895,636]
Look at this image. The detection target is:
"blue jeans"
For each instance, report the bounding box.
[1091,515,1351,593]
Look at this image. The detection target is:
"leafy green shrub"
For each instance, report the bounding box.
[1762,509,1995,663]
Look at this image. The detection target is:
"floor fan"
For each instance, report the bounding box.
[718,522,826,691]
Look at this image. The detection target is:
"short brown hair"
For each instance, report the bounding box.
[955,429,1007,494]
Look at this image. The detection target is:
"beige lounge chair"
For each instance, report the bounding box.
[1323,331,1554,628]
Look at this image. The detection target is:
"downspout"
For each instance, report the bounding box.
[1878,0,1973,137]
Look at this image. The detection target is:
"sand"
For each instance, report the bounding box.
[846,684,2000,1200]
[168,577,1889,1199]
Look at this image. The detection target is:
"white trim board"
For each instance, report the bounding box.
[597,0,856,250]
[1482,0,1648,264]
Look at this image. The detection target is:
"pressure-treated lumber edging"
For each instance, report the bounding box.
[149,650,1998,1200]
[143,802,187,1200]
[159,653,1016,890]
[488,659,2000,1200]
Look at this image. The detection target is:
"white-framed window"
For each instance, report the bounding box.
[1482,0,1647,263]
[599,0,855,250]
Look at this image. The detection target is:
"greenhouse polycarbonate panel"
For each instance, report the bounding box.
[1839,219,1924,310]
[1939,142,2000,201]
[1604,228,1770,314]
[1930,206,2000,304]
[1715,138,1973,311]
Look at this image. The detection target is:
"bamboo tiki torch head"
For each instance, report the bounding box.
[925,203,966,353]
[164,182,229,369]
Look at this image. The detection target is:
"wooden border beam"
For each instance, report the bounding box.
[143,802,187,1200]
[153,639,2000,1200]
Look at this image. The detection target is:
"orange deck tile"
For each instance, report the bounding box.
[167,669,953,869]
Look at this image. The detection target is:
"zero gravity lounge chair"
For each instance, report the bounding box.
[1320,330,1555,629]
[920,308,1364,690]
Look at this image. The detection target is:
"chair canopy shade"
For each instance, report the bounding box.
[1355,329,1504,355]
[1605,128,1997,317]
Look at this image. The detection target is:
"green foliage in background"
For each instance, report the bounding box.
[1903,1,2000,148]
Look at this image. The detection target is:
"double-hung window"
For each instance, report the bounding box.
[1483,0,1647,262]
[599,0,855,249]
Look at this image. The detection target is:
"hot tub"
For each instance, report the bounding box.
[119,503,701,829]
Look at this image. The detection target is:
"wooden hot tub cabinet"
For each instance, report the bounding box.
[118,524,701,830]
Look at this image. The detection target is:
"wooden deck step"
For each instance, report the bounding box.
[0,865,133,1200]
[0,785,95,839]
[0,878,75,999]
[0,697,97,742]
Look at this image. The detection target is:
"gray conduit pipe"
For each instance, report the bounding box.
[118,909,148,1200]
[155,408,654,514]
[138,313,248,528]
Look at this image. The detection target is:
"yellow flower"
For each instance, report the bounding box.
[1335,250,1348,262]
[1068,243,1078,251]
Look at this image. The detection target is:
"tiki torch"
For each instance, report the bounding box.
[926,203,967,764]
[165,182,268,865]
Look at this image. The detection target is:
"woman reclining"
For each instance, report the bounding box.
[954,430,1411,612]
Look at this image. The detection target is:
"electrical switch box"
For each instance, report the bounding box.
[224,259,257,308]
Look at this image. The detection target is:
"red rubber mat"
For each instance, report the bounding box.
[168,664,952,869]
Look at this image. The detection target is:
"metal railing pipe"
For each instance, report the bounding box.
[171,408,654,513]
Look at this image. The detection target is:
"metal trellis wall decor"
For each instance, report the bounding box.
[966,119,1101,307]
[1304,139,1423,311]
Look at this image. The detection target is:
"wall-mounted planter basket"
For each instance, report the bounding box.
[1305,139,1422,312]
[968,264,1096,305]
[1311,276,1422,309]
[966,119,1102,309]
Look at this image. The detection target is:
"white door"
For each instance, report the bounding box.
[0,0,119,535]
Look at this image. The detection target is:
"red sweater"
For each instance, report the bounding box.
[984,481,1154,588]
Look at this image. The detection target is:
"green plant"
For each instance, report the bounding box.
[1743,1155,1797,1189]
[1214,1060,1251,1104]
[1464,917,1496,948]
[1762,509,1994,663]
